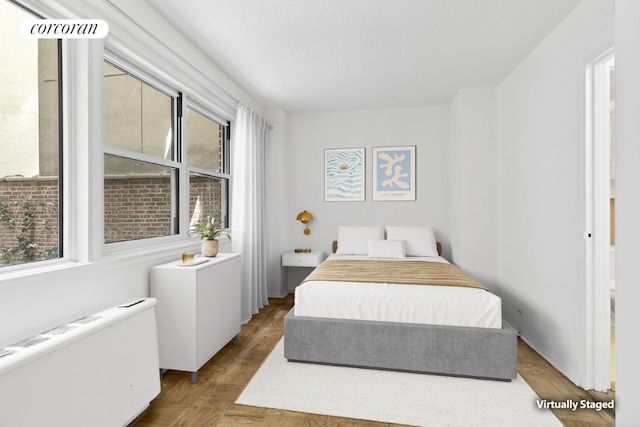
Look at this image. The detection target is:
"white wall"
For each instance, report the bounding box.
[279,106,450,271]
[0,246,222,346]
[263,108,289,297]
[496,0,614,386]
[612,1,640,424]
[0,0,256,346]
[449,87,499,289]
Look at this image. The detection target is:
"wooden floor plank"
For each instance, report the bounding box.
[129,294,614,427]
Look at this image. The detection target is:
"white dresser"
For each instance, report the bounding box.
[150,252,241,383]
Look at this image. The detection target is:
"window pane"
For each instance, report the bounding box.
[0,2,60,267]
[104,155,176,243]
[104,62,173,160]
[189,173,227,229]
[186,108,223,172]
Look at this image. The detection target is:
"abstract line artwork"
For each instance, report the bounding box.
[373,146,416,201]
[324,148,365,202]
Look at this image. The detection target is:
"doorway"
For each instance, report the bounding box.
[585,47,614,392]
[607,57,615,391]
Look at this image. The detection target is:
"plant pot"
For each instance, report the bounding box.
[201,239,219,257]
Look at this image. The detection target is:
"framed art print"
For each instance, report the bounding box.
[324,148,365,202]
[372,145,416,201]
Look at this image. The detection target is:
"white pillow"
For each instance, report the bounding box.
[335,226,385,255]
[368,239,406,259]
[385,225,438,257]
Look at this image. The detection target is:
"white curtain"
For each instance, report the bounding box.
[232,104,270,323]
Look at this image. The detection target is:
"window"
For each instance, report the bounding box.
[103,61,179,244]
[0,1,61,267]
[103,63,173,158]
[103,61,230,245]
[187,107,229,229]
[104,156,177,243]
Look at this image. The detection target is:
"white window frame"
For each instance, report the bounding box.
[101,60,232,254]
[101,57,183,253]
[3,0,237,270]
[184,101,231,231]
[0,3,65,272]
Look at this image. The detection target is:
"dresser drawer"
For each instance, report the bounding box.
[282,251,325,267]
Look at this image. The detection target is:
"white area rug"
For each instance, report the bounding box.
[236,339,562,427]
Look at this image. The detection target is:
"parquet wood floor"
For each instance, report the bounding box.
[129,294,615,426]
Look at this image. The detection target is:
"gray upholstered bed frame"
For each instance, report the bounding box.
[284,310,518,381]
[283,241,517,381]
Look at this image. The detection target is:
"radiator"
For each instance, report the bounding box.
[0,298,160,427]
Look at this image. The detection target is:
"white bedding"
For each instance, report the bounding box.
[294,255,503,329]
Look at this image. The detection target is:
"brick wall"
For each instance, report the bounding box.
[1,175,223,265]
[104,175,173,243]
[189,175,224,227]
[104,174,224,243]
[0,177,59,266]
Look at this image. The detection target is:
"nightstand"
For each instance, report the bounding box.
[282,250,326,291]
[282,250,326,267]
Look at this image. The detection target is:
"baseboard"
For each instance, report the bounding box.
[503,319,522,336]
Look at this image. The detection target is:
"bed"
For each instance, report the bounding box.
[283,225,518,381]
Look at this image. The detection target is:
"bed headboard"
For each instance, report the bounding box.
[332,240,442,256]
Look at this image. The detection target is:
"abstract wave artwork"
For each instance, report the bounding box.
[324,148,365,202]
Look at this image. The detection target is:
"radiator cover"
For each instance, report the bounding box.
[0,298,160,427]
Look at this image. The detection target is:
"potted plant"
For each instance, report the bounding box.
[189,215,231,257]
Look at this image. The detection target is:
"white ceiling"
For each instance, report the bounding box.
[149,0,582,114]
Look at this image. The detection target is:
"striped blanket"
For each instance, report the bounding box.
[302,259,489,291]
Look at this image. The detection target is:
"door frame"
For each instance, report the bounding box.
[583,45,614,392]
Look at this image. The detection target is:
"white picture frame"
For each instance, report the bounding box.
[324,148,365,202]
[372,145,416,201]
